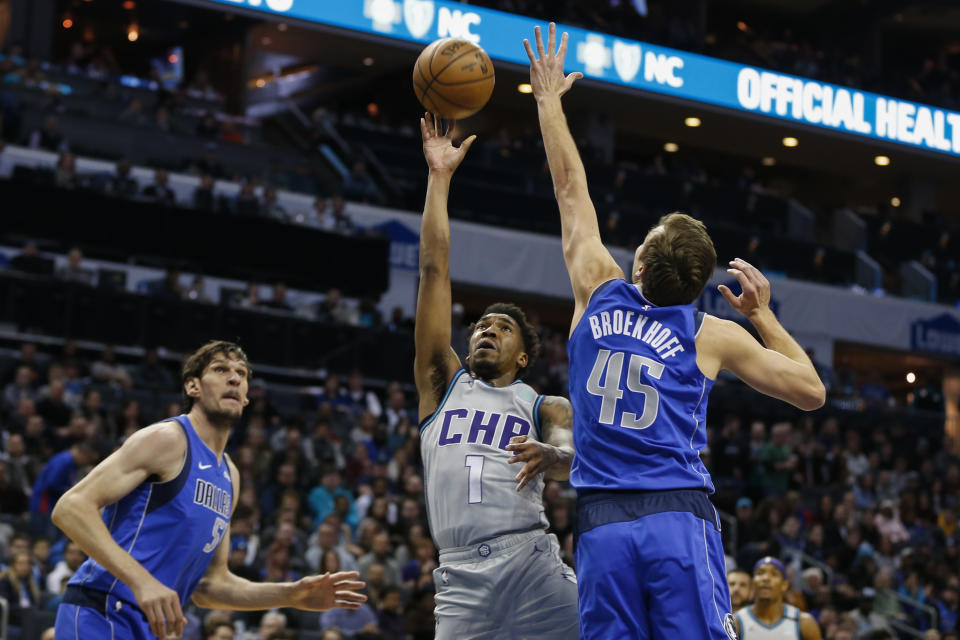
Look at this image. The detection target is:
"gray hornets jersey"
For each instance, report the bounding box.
[420,369,550,551]
[735,604,802,639]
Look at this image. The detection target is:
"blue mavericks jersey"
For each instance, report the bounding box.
[69,415,233,606]
[568,279,715,492]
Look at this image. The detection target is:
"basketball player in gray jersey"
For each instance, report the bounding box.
[414,113,579,639]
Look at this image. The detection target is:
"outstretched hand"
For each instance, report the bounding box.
[506,435,560,491]
[523,22,582,101]
[288,571,368,612]
[420,112,476,175]
[717,258,772,319]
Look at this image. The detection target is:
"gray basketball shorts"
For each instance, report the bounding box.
[433,529,580,640]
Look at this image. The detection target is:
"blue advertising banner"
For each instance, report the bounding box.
[203,0,960,157]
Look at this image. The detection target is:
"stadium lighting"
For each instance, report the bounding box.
[782,137,798,147]
[874,155,891,166]
[363,57,375,66]
[761,157,776,166]
[906,372,916,384]
[278,23,288,31]
[517,84,533,94]
[127,25,139,42]
[890,197,901,207]
[62,18,74,29]
[684,117,701,128]
[122,1,135,9]
[663,142,679,153]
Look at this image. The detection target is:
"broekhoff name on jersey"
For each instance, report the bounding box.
[587,308,685,360]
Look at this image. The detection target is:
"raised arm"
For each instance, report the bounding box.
[193,459,366,611]
[414,113,476,421]
[507,395,575,490]
[697,258,825,411]
[52,422,190,640]
[525,24,623,334]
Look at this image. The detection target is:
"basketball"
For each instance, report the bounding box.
[413,38,495,119]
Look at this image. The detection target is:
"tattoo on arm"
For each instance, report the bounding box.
[540,396,573,444]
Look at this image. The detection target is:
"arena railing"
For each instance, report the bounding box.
[891,590,939,633]
[0,596,7,640]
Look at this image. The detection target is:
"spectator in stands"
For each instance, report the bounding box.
[259,282,294,312]
[0,137,12,179]
[358,531,401,586]
[3,365,36,411]
[106,158,138,198]
[243,611,287,640]
[849,587,893,636]
[331,195,355,233]
[28,114,68,153]
[90,345,132,388]
[28,441,99,516]
[306,196,336,231]
[145,267,184,300]
[192,174,216,212]
[53,152,80,190]
[235,181,262,217]
[8,241,51,276]
[384,389,414,434]
[36,378,73,428]
[204,621,235,640]
[309,469,354,528]
[195,142,226,178]
[341,161,378,203]
[935,578,960,633]
[319,599,379,638]
[0,433,37,497]
[56,246,95,286]
[318,288,357,325]
[131,347,175,390]
[0,464,28,513]
[154,105,178,134]
[45,540,86,594]
[118,97,148,126]
[262,186,287,220]
[0,550,41,630]
[141,168,176,205]
[347,370,382,418]
[196,111,220,139]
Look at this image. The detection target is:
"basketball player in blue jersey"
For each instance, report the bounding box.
[734,558,821,640]
[414,113,579,638]
[525,23,826,640]
[51,341,366,640]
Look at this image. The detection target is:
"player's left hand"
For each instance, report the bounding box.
[507,435,559,490]
[524,23,582,101]
[288,571,367,611]
[421,112,476,175]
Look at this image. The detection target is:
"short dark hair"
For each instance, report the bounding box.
[203,620,234,639]
[181,340,251,410]
[639,213,717,306]
[469,302,540,379]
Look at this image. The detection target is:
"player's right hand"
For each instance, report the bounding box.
[523,23,582,101]
[718,258,771,319]
[132,577,186,639]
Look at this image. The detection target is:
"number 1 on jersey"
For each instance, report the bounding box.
[587,349,665,430]
[464,455,485,504]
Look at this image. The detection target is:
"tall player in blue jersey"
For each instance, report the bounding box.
[525,23,826,640]
[51,341,366,640]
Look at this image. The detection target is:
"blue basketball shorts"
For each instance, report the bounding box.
[574,489,737,640]
[55,586,153,640]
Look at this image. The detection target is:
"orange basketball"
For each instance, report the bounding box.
[412,38,495,119]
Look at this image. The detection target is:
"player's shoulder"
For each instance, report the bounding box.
[123,420,188,457]
[695,313,750,351]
